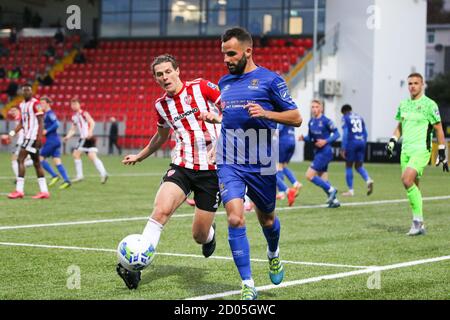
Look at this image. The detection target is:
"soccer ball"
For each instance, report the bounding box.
[117,234,155,272]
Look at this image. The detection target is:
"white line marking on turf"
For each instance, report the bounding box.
[1,195,448,231]
[186,254,450,300]
[0,242,370,269]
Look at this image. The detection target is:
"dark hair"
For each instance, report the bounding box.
[40,95,52,104]
[341,104,352,114]
[407,72,423,81]
[221,27,253,46]
[21,83,32,88]
[151,54,179,75]
[71,96,80,103]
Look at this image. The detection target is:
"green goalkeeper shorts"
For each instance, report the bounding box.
[400,150,431,178]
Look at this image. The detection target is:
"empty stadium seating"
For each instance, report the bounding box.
[35,37,312,149]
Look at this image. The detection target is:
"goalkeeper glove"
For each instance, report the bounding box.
[385,136,397,159]
[435,144,449,172]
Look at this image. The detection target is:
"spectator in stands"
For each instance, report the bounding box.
[38,73,54,86]
[260,33,269,47]
[108,117,121,155]
[23,7,32,27]
[31,12,43,28]
[54,27,64,44]
[74,49,87,64]
[5,81,18,98]
[7,66,21,80]
[9,27,17,44]
[0,67,5,79]
[44,43,56,58]
[0,42,9,57]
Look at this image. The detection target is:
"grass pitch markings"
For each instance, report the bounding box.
[186,254,450,300]
[0,241,371,269]
[1,195,449,231]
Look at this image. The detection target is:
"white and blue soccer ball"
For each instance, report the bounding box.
[117,234,155,272]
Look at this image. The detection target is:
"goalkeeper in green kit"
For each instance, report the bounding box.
[386,73,448,236]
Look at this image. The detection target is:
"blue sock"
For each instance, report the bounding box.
[262,216,280,254]
[57,164,70,183]
[283,167,298,185]
[345,167,354,190]
[41,160,58,178]
[228,226,252,281]
[276,171,288,192]
[311,176,332,194]
[356,166,370,182]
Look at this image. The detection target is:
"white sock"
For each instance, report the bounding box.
[328,186,336,193]
[267,247,280,259]
[93,158,107,177]
[12,160,18,178]
[16,177,25,193]
[74,159,83,178]
[142,218,164,250]
[205,225,215,244]
[38,177,48,193]
[242,279,255,288]
[24,158,33,167]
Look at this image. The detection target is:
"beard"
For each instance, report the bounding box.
[227,55,247,75]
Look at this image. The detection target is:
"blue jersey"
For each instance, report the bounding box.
[218,66,298,172]
[341,112,367,150]
[304,115,340,153]
[278,124,296,146]
[44,110,60,141]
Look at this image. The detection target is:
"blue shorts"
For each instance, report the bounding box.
[217,165,277,213]
[40,139,61,158]
[311,149,333,173]
[345,141,366,162]
[279,142,295,163]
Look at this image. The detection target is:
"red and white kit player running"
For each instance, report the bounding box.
[8,83,49,199]
[117,54,222,289]
[63,97,108,183]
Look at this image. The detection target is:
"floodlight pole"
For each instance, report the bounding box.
[312,0,318,98]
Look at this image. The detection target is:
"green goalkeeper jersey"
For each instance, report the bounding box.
[395,94,441,154]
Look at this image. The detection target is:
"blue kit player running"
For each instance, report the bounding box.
[276,123,303,206]
[201,27,302,300]
[39,96,71,189]
[340,104,373,196]
[299,100,340,208]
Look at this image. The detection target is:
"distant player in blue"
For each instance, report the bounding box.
[39,96,71,189]
[200,27,302,300]
[340,104,373,196]
[276,123,303,206]
[299,100,340,208]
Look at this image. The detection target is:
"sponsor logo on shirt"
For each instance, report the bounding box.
[173,107,199,122]
[248,79,260,90]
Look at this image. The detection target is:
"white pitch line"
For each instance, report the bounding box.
[0,242,369,269]
[186,254,450,300]
[1,195,449,231]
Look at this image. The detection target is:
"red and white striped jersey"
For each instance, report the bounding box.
[155,79,221,171]
[72,110,91,139]
[19,97,43,140]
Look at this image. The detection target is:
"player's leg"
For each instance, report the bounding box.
[40,142,59,186]
[8,147,28,198]
[11,153,19,179]
[87,151,108,183]
[218,166,256,300]
[191,170,221,257]
[354,142,373,195]
[246,173,284,286]
[401,152,429,236]
[72,148,84,181]
[276,162,288,200]
[29,147,49,199]
[284,161,303,206]
[52,157,71,188]
[343,161,354,196]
